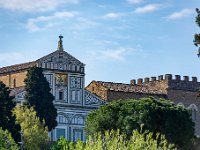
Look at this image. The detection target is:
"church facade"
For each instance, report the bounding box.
[0,36,104,141]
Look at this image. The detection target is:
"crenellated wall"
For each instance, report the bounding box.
[130,74,200,93]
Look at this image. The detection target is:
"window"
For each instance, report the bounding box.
[58,116,65,124]
[92,87,95,91]
[72,91,76,101]
[13,79,16,88]
[189,104,198,122]
[77,90,81,102]
[73,129,83,141]
[80,67,84,73]
[47,63,51,68]
[72,115,84,125]
[56,128,65,140]
[192,109,197,121]
[59,91,64,100]
[177,102,184,108]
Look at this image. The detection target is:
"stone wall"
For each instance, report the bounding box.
[85,81,108,100]
[107,90,167,101]
[0,71,27,88]
[167,89,200,135]
[131,74,200,93]
[131,75,168,94]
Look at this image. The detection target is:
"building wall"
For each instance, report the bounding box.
[132,76,168,94]
[167,89,200,135]
[0,71,27,88]
[86,74,200,136]
[85,81,108,100]
[107,90,166,101]
[0,74,10,87]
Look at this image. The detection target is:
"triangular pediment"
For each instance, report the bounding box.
[36,50,85,72]
[37,50,84,66]
[84,90,106,106]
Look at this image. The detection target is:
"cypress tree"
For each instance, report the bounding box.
[0,81,20,142]
[24,66,57,131]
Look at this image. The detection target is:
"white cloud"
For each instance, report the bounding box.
[71,17,99,30]
[26,11,78,31]
[127,0,144,4]
[0,52,38,67]
[103,12,124,19]
[0,0,79,12]
[134,4,161,14]
[88,48,135,61]
[166,9,193,20]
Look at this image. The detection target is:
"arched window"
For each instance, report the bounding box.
[57,115,67,124]
[72,115,84,125]
[177,102,184,108]
[188,104,198,122]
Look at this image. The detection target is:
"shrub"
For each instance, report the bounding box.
[0,127,19,150]
[85,97,195,147]
[50,129,176,150]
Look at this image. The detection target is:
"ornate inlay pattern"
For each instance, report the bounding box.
[15,91,26,101]
[70,76,81,89]
[84,90,104,106]
[44,74,53,87]
[37,50,85,73]
[55,74,67,86]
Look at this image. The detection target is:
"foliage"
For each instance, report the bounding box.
[13,105,49,150]
[24,66,57,131]
[50,129,176,150]
[85,98,195,147]
[0,81,20,142]
[0,127,19,150]
[194,8,200,55]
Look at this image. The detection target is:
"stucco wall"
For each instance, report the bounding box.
[0,71,27,88]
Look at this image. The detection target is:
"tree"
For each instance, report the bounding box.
[13,105,48,150]
[0,81,20,142]
[0,128,19,150]
[50,129,176,150]
[194,8,200,56]
[24,66,57,131]
[85,98,195,147]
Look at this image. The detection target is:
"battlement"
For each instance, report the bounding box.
[130,74,200,92]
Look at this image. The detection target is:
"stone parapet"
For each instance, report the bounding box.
[130,74,200,92]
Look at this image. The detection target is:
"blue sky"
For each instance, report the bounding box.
[0,0,199,85]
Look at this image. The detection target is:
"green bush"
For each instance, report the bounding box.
[13,105,49,150]
[50,129,176,150]
[85,98,195,147]
[0,127,19,150]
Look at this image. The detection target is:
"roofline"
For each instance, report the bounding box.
[0,61,36,75]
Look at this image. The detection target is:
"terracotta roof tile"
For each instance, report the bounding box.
[10,86,25,97]
[0,61,36,74]
[96,81,165,95]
